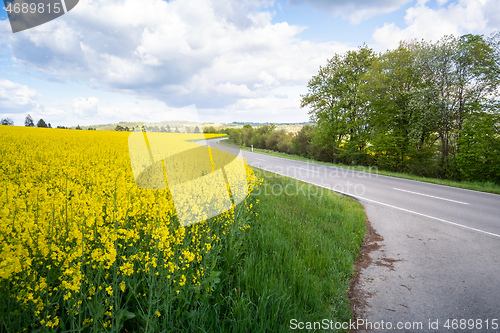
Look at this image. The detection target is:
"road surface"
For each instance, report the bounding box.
[208,138,500,333]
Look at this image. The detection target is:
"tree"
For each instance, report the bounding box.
[266,129,293,153]
[251,124,276,149]
[25,114,34,127]
[301,46,374,164]
[166,125,172,133]
[228,128,243,145]
[1,118,14,126]
[37,118,48,128]
[76,125,82,130]
[174,126,180,133]
[293,124,316,158]
[241,124,254,146]
[414,34,500,175]
[363,41,429,172]
[203,126,217,134]
[194,126,201,133]
[454,112,500,183]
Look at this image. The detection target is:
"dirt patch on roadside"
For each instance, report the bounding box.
[374,258,401,271]
[348,217,383,332]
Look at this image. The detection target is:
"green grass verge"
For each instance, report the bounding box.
[193,168,366,332]
[219,140,500,195]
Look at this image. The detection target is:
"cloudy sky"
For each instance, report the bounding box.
[1,0,499,126]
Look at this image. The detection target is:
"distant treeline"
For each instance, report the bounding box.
[228,34,500,184]
[226,121,310,126]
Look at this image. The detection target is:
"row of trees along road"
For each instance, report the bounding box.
[228,33,500,184]
[301,33,500,183]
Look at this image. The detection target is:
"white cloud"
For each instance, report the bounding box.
[288,0,411,24]
[372,0,498,51]
[0,79,40,113]
[4,0,351,122]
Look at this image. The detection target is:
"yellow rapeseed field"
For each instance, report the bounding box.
[0,126,260,331]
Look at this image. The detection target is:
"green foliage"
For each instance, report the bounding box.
[114,125,129,131]
[227,128,243,145]
[224,34,500,184]
[455,112,500,183]
[202,126,217,133]
[298,33,500,183]
[265,129,293,154]
[226,124,297,155]
[0,118,14,126]
[363,40,431,172]
[292,124,314,158]
[301,46,374,164]
[37,118,48,128]
[192,170,366,332]
[24,114,34,127]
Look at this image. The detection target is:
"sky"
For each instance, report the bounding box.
[0,0,499,127]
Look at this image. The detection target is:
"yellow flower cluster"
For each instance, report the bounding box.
[0,126,260,331]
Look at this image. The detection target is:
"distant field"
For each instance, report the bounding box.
[222,123,305,133]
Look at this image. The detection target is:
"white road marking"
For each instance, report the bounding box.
[393,188,469,205]
[254,158,267,161]
[249,164,499,240]
[315,185,500,239]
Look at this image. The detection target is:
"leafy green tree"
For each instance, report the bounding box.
[251,124,276,149]
[301,46,374,164]
[37,118,48,128]
[166,125,172,133]
[1,118,14,126]
[241,124,254,146]
[227,128,243,145]
[265,129,289,152]
[414,34,499,175]
[455,112,500,183]
[363,41,429,172]
[292,125,316,158]
[194,126,201,133]
[25,114,34,127]
[203,126,217,134]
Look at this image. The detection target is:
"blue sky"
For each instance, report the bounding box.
[1,0,499,126]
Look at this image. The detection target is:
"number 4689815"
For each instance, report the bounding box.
[444,319,498,330]
[5,2,62,15]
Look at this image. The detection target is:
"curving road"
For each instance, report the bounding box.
[208,138,500,333]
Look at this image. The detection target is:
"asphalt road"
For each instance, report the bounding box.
[207,138,500,333]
